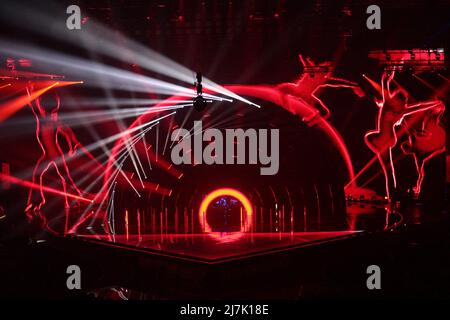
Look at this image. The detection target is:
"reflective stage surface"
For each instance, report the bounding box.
[78,231,359,262]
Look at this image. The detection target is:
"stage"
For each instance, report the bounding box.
[76,231,361,262]
[0,0,448,302]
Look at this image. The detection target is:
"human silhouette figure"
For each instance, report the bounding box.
[364,71,442,200]
[400,102,445,197]
[277,54,364,125]
[25,84,82,214]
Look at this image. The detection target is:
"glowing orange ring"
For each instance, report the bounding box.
[199,188,253,234]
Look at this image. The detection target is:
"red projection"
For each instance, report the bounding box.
[0,82,59,122]
[0,81,83,122]
[103,85,354,209]
[25,85,85,214]
[400,103,445,196]
[102,83,357,239]
[277,54,364,125]
[364,70,443,200]
[103,84,357,204]
[0,172,91,204]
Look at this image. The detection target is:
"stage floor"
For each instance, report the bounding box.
[77,231,360,262]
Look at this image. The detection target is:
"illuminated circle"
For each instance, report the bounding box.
[199,188,253,234]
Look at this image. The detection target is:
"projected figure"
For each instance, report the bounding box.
[277,54,364,125]
[25,84,83,214]
[400,102,445,197]
[364,71,442,200]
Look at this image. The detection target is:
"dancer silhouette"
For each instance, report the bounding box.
[277,54,364,125]
[364,71,442,200]
[400,102,445,197]
[25,84,82,214]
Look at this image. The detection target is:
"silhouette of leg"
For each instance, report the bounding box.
[415,157,425,196]
[60,152,82,197]
[37,162,53,211]
[53,162,70,208]
[26,154,45,213]
[377,148,396,201]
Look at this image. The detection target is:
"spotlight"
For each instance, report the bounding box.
[193,95,207,111]
[193,71,208,112]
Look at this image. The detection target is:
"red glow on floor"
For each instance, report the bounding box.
[78,231,359,262]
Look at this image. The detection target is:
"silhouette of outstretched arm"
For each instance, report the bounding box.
[403,100,443,117]
[25,86,39,115]
[310,82,363,119]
